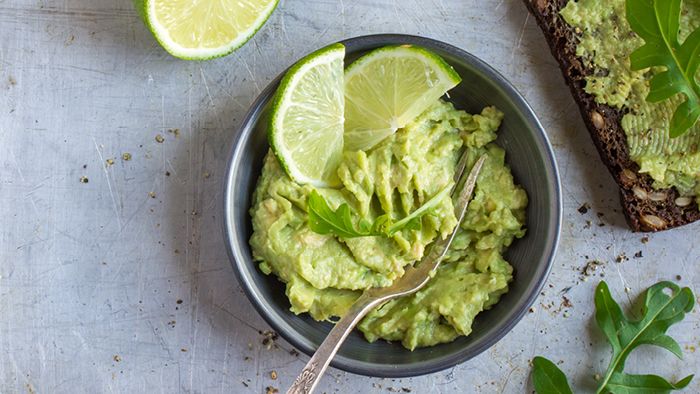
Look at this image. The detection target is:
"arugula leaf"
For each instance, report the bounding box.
[383,186,450,235]
[532,356,573,394]
[307,190,376,238]
[607,372,694,393]
[532,281,695,394]
[595,281,695,393]
[306,186,450,239]
[626,0,700,137]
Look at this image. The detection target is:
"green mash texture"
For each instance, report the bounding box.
[561,0,700,205]
[250,100,527,349]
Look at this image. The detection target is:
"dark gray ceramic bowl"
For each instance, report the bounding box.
[223,34,561,377]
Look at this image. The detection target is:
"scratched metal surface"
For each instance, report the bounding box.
[1,0,698,393]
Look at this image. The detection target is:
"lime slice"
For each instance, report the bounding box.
[344,45,462,151]
[135,0,279,60]
[269,43,345,187]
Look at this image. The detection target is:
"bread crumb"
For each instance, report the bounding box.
[578,203,590,214]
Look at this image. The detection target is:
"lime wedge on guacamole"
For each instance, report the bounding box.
[269,43,345,187]
[134,0,279,60]
[344,45,462,151]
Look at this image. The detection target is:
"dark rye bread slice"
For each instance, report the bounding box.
[523,0,700,232]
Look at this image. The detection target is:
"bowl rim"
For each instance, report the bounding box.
[222,33,562,378]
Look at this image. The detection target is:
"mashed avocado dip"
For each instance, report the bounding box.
[561,0,700,206]
[250,100,527,350]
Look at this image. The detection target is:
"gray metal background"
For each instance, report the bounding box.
[1,0,698,392]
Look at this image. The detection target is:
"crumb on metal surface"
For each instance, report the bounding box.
[561,296,572,308]
[261,330,279,350]
[155,134,165,143]
[79,176,89,183]
[581,260,604,279]
[122,152,132,161]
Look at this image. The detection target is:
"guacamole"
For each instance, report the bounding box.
[561,0,700,206]
[250,100,527,350]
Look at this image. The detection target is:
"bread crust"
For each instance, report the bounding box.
[523,0,700,231]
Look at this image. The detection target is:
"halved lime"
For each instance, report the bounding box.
[344,45,462,151]
[269,43,345,187]
[135,0,279,60]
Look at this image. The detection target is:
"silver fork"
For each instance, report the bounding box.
[287,152,487,394]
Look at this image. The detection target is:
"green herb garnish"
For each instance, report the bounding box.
[532,357,573,394]
[626,0,700,137]
[532,281,695,394]
[307,186,450,238]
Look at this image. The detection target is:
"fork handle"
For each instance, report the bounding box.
[287,293,383,394]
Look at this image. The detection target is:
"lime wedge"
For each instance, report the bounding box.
[135,0,279,60]
[269,43,345,187]
[344,45,462,151]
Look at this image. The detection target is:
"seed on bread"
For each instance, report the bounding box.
[590,111,605,129]
[640,214,666,231]
[675,196,692,207]
[647,191,667,202]
[619,168,637,185]
[632,186,647,200]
